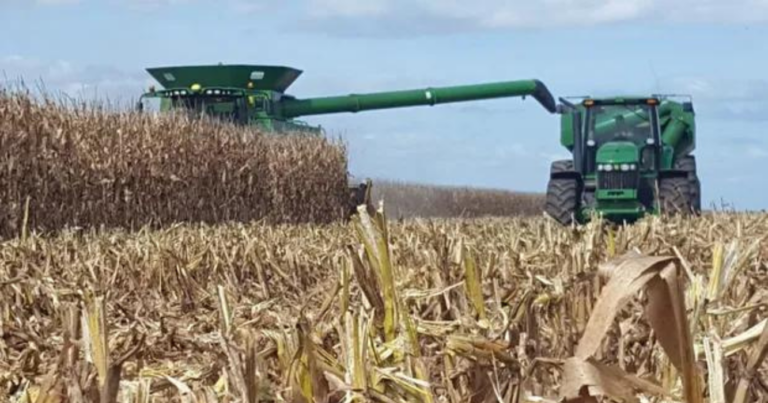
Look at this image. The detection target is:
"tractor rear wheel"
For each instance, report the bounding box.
[658,177,692,216]
[674,156,701,212]
[545,178,580,225]
[550,160,574,174]
[347,180,374,218]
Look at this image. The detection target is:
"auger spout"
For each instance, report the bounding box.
[280,79,557,118]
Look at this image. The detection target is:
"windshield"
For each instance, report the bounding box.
[170,95,246,123]
[587,104,653,146]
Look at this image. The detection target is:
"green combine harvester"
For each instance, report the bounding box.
[136,64,557,215]
[137,64,700,225]
[547,95,700,225]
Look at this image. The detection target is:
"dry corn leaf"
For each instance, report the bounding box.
[731,317,768,403]
[560,251,703,403]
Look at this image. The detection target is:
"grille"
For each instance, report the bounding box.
[598,171,639,190]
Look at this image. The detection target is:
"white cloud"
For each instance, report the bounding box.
[0,0,82,4]
[747,147,768,159]
[663,77,768,102]
[36,0,80,4]
[230,0,269,13]
[303,0,768,33]
[308,0,388,17]
[1,55,150,104]
[657,76,768,121]
[24,0,768,26]
[115,0,193,11]
[414,0,655,28]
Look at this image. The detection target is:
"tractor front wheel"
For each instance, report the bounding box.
[545,178,580,225]
[658,177,692,216]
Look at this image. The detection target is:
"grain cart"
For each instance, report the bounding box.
[547,96,700,225]
[137,64,557,216]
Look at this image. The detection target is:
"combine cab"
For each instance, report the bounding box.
[547,95,699,225]
[138,64,556,217]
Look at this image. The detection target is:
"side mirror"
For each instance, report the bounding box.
[135,101,144,113]
[682,102,694,113]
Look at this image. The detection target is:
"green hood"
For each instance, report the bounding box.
[596,141,639,164]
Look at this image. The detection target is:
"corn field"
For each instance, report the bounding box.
[371,180,544,219]
[0,90,350,237]
[2,208,767,402]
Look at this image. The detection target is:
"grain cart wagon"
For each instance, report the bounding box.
[547,95,699,225]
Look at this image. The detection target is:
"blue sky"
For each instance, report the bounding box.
[2,0,767,210]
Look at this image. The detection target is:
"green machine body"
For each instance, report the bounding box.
[546,95,699,225]
[137,64,557,218]
[138,64,556,133]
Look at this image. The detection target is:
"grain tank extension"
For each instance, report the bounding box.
[137,64,557,216]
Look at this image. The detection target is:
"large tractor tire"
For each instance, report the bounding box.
[551,159,574,174]
[545,178,580,226]
[674,156,701,212]
[658,177,692,216]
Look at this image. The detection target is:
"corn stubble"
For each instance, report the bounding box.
[371,180,544,219]
[2,209,767,402]
[0,90,350,237]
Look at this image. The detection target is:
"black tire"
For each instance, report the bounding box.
[674,156,701,212]
[674,155,696,172]
[551,160,574,174]
[658,177,692,216]
[689,178,701,212]
[347,180,374,218]
[545,179,580,225]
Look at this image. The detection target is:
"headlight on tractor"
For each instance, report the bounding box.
[598,163,637,172]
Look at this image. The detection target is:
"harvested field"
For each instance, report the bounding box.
[0,90,350,237]
[371,179,544,219]
[2,210,767,402]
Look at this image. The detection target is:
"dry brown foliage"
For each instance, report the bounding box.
[0,90,350,237]
[2,211,767,402]
[371,179,544,219]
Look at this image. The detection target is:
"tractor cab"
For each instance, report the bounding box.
[142,87,251,124]
[583,98,662,175]
[581,98,664,219]
[548,95,698,225]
